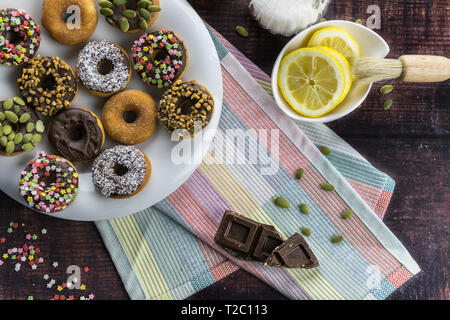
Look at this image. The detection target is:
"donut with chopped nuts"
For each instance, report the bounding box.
[0,8,41,67]
[17,56,78,117]
[102,90,158,145]
[99,0,161,34]
[0,96,45,156]
[158,80,215,138]
[132,30,188,89]
[42,0,98,46]
[92,145,151,199]
[19,152,79,213]
[76,40,132,98]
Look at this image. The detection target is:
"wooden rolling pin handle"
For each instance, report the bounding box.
[399,55,450,82]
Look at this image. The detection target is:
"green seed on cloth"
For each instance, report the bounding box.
[236,26,249,37]
[274,196,290,208]
[380,85,394,94]
[301,227,311,237]
[383,99,393,110]
[341,209,354,220]
[320,183,335,192]
[319,145,331,156]
[295,168,304,180]
[331,235,344,244]
[300,203,310,215]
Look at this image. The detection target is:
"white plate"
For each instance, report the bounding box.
[0,0,223,221]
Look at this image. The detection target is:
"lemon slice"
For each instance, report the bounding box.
[278,47,346,118]
[319,47,352,103]
[307,27,362,62]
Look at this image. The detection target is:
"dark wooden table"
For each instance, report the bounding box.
[0,0,448,300]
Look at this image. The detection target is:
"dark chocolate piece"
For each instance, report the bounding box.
[214,211,284,262]
[48,108,104,163]
[265,233,319,269]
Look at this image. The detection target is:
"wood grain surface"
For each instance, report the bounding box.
[0,0,448,300]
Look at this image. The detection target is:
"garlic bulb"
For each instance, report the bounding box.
[249,0,331,36]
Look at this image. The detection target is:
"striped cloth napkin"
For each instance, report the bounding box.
[96,26,420,300]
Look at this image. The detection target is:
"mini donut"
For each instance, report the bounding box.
[99,0,161,34]
[17,56,78,117]
[158,80,215,138]
[132,30,188,89]
[0,96,45,156]
[76,40,132,98]
[42,0,98,46]
[19,152,79,213]
[0,8,41,67]
[102,90,158,145]
[92,145,151,199]
[48,107,105,163]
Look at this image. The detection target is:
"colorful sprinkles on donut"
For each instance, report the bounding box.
[132,30,187,89]
[19,152,79,213]
[0,8,41,67]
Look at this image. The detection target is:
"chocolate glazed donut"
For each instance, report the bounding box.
[48,107,105,163]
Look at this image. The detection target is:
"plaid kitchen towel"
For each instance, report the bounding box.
[96,26,420,300]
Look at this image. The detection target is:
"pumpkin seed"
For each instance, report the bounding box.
[319,145,331,156]
[26,122,35,133]
[139,17,148,31]
[14,133,23,144]
[7,132,15,141]
[5,141,15,155]
[380,85,394,94]
[120,17,130,32]
[106,17,116,26]
[100,8,114,16]
[99,0,113,8]
[301,227,311,237]
[140,8,151,20]
[300,203,310,215]
[23,134,33,143]
[5,111,18,123]
[0,112,4,121]
[331,235,344,244]
[383,99,393,110]
[341,209,354,220]
[122,10,137,19]
[274,196,290,208]
[355,19,363,25]
[320,183,335,192]
[19,113,31,123]
[3,98,13,110]
[36,120,45,134]
[0,136,7,147]
[13,105,21,115]
[295,168,304,180]
[0,125,3,136]
[113,0,128,5]
[13,96,25,106]
[3,125,12,135]
[21,143,34,152]
[235,25,249,37]
[31,134,42,146]
[147,5,161,12]
[138,0,151,8]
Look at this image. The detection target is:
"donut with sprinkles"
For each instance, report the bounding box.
[132,30,188,89]
[19,152,79,213]
[0,8,41,67]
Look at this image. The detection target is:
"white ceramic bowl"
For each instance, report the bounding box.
[271,20,390,123]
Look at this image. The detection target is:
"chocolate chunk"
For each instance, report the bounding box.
[265,233,319,269]
[214,211,284,262]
